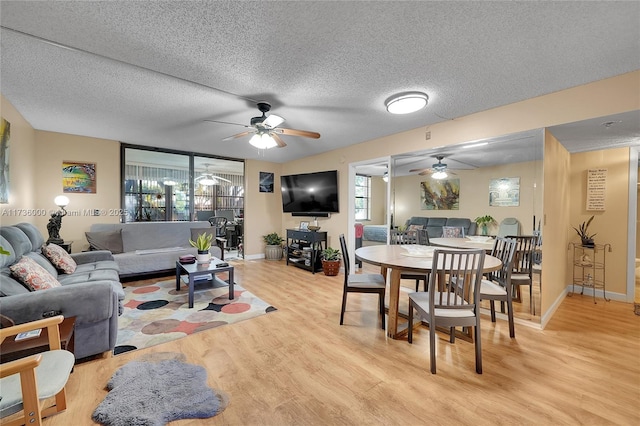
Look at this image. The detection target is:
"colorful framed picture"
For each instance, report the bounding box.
[299,221,309,231]
[259,171,274,193]
[63,161,97,193]
[420,178,460,210]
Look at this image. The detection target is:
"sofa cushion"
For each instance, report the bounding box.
[85,229,124,254]
[0,270,31,296]
[15,223,46,250]
[9,256,61,291]
[24,252,59,278]
[407,224,424,231]
[0,236,16,268]
[58,268,120,285]
[42,243,77,274]
[0,227,32,258]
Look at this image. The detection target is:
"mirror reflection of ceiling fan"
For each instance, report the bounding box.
[204,101,321,149]
[195,163,231,185]
[409,155,457,179]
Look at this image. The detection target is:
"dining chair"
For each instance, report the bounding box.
[0,315,75,426]
[390,230,427,291]
[497,217,521,237]
[416,229,431,246]
[442,226,465,238]
[208,216,228,238]
[532,230,543,291]
[479,237,518,337]
[408,248,485,374]
[507,235,537,315]
[338,234,387,329]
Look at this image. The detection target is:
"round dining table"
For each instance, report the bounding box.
[355,244,502,339]
[430,237,496,251]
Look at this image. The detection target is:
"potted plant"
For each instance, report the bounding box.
[263,232,284,261]
[321,247,341,276]
[474,215,496,236]
[573,215,596,248]
[189,231,213,262]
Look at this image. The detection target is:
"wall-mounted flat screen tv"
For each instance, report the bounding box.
[281,170,339,214]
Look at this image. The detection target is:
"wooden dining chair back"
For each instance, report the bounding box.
[0,315,75,426]
[408,249,486,374]
[507,235,537,315]
[339,234,387,330]
[390,230,427,291]
[416,229,431,246]
[479,237,518,337]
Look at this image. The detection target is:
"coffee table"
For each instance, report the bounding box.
[175,258,234,308]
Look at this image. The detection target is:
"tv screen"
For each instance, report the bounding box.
[281,170,339,214]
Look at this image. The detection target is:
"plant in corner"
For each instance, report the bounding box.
[321,247,341,276]
[263,232,284,261]
[573,215,596,248]
[474,215,496,236]
[189,232,213,262]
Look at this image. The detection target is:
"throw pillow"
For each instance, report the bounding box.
[9,256,62,291]
[407,224,424,231]
[42,243,77,274]
[85,229,124,254]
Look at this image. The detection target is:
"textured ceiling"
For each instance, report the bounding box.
[1,1,639,165]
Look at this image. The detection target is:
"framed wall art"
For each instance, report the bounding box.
[420,178,460,210]
[259,171,274,193]
[0,117,10,204]
[63,161,97,193]
[489,177,520,207]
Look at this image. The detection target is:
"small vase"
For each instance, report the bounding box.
[265,245,283,261]
[322,260,341,276]
[196,250,211,263]
[481,224,488,236]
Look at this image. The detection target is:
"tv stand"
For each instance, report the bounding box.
[286,229,327,273]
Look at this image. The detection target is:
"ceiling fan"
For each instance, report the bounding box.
[195,163,232,185]
[409,155,456,179]
[204,101,320,149]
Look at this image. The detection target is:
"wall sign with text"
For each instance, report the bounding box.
[586,168,607,211]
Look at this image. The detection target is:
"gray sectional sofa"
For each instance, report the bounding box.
[404,216,477,237]
[87,221,223,278]
[0,223,123,359]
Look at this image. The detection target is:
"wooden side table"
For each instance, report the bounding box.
[58,241,73,253]
[0,316,76,363]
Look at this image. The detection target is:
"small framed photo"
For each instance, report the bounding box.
[299,221,309,231]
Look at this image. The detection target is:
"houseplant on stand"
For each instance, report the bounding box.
[474,215,496,236]
[189,231,213,263]
[263,232,284,261]
[321,247,341,276]
[573,215,596,248]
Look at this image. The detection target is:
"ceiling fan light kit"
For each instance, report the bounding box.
[431,170,448,180]
[249,133,278,150]
[385,91,429,114]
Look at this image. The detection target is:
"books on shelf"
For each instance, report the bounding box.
[15,329,42,341]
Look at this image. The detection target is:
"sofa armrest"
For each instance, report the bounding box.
[72,250,114,264]
[0,281,115,325]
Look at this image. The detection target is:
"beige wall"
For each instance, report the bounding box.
[369,176,387,225]
[0,95,37,225]
[542,130,571,321]
[33,131,121,252]
[392,160,542,234]
[243,159,282,257]
[567,147,630,296]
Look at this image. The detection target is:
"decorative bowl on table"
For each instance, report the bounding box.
[307,225,321,232]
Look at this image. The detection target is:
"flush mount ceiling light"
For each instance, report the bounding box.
[249,132,278,149]
[385,91,429,114]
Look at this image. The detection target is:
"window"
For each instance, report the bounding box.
[122,145,244,222]
[355,174,371,221]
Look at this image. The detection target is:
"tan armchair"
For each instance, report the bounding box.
[0,315,75,426]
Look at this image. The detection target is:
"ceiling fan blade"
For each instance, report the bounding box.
[222,130,256,141]
[409,168,430,173]
[276,128,321,139]
[204,119,251,129]
[263,114,285,128]
[271,133,287,148]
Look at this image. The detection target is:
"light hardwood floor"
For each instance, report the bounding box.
[42,259,639,425]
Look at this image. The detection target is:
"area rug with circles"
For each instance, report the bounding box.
[114,278,276,355]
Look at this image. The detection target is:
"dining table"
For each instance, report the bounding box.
[430,236,496,252]
[355,244,502,339]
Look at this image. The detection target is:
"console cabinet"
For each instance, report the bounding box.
[286,229,327,273]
